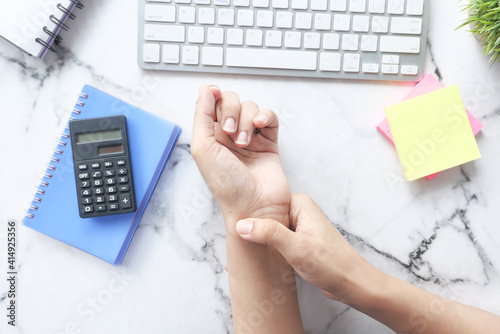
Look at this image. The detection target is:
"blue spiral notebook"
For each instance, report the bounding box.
[23,85,181,265]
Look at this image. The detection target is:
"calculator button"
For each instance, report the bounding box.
[117,168,128,175]
[107,194,118,202]
[104,161,113,167]
[105,170,115,176]
[78,164,88,170]
[118,185,130,192]
[118,176,129,184]
[117,160,126,166]
[94,187,104,194]
[83,205,94,213]
[108,203,119,210]
[81,181,90,188]
[91,162,101,169]
[119,193,132,209]
[95,196,105,203]
[78,172,90,179]
[96,205,106,212]
[107,186,117,193]
[93,179,103,186]
[82,197,93,205]
[91,171,102,178]
[81,189,92,196]
[106,178,116,185]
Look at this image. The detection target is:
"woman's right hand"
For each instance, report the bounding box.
[235,193,381,303]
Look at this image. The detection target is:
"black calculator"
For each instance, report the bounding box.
[69,115,137,218]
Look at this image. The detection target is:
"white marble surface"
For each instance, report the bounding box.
[1,0,500,333]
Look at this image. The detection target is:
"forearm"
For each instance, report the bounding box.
[224,212,303,334]
[344,264,500,334]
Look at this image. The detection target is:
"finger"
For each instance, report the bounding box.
[289,193,322,231]
[192,85,221,146]
[236,218,296,255]
[217,91,241,134]
[235,101,260,147]
[253,108,279,144]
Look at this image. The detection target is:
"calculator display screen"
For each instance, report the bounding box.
[99,145,124,155]
[77,129,122,144]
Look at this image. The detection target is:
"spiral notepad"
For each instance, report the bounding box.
[0,0,83,58]
[23,85,182,265]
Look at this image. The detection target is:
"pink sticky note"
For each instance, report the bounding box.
[377,73,483,180]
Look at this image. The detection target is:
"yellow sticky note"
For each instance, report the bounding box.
[385,85,481,181]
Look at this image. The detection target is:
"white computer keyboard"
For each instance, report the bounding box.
[138,0,429,81]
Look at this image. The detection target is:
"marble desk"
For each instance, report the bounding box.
[1,0,500,333]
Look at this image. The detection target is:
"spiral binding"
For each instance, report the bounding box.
[25,91,88,219]
[35,2,84,54]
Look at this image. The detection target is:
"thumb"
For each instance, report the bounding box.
[236,219,296,254]
[192,85,221,145]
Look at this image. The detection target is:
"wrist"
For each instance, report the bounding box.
[221,206,290,236]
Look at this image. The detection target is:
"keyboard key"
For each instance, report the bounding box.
[362,63,379,73]
[82,197,93,205]
[117,160,126,166]
[118,176,129,184]
[246,29,264,46]
[319,52,341,71]
[380,36,420,53]
[194,0,211,4]
[353,15,369,32]
[253,0,270,7]
[382,64,399,74]
[333,14,350,31]
[227,28,244,45]
[257,10,274,27]
[349,0,366,13]
[198,7,215,24]
[382,55,399,64]
[406,0,424,15]
[342,34,359,51]
[284,31,301,48]
[291,0,308,9]
[163,44,180,63]
[144,4,176,22]
[105,170,115,176]
[144,24,185,42]
[272,0,289,8]
[207,27,224,44]
[83,205,94,213]
[119,185,130,192]
[371,15,388,33]
[368,0,385,13]
[107,194,118,202]
[108,203,119,211]
[91,171,102,178]
[360,35,377,51]
[78,172,89,179]
[388,0,404,14]
[179,6,196,23]
[95,196,105,203]
[330,0,347,11]
[226,48,317,70]
[188,26,205,43]
[91,162,100,169]
[390,17,422,35]
[233,0,250,5]
[214,0,230,5]
[237,9,254,26]
[202,46,224,65]
[343,53,360,72]
[303,32,320,49]
[81,189,91,196]
[311,0,327,11]
[276,11,293,28]
[322,33,339,50]
[96,205,106,212]
[401,65,419,75]
[182,45,200,64]
[265,30,283,47]
[175,0,191,3]
[314,13,331,30]
[218,8,235,25]
[295,12,312,29]
[78,164,88,170]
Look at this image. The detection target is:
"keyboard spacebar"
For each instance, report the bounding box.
[226,48,317,70]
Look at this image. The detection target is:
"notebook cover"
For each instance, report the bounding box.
[23,85,181,265]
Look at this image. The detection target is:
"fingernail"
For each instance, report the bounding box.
[223,117,236,133]
[255,114,268,125]
[237,220,253,235]
[235,131,248,145]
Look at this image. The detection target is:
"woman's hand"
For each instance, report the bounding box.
[192,85,291,227]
